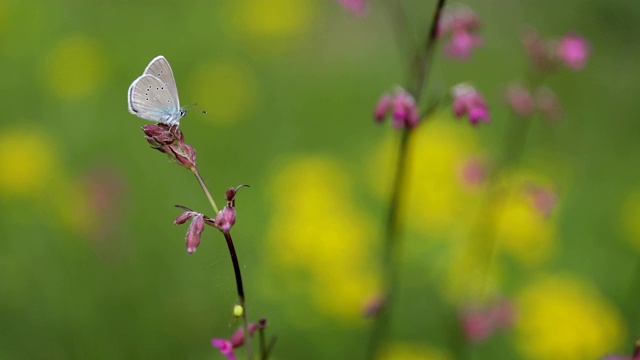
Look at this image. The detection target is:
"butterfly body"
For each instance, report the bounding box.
[128,56,185,126]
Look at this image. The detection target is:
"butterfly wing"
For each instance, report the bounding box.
[143,55,180,108]
[128,74,184,125]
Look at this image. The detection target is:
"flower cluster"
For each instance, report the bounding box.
[505,84,562,120]
[212,319,267,360]
[173,185,245,253]
[451,84,490,125]
[142,124,197,172]
[438,5,483,60]
[523,29,590,72]
[374,87,420,129]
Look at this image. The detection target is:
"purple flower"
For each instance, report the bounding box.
[211,339,236,360]
[212,320,268,360]
[438,5,483,60]
[337,0,368,17]
[185,214,204,254]
[451,84,490,125]
[557,33,590,70]
[445,30,483,60]
[373,87,419,129]
[214,206,236,233]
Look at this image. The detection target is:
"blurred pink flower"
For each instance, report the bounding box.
[211,339,236,360]
[557,33,590,70]
[439,6,483,60]
[461,298,515,343]
[337,0,368,17]
[522,28,557,72]
[505,84,535,118]
[459,157,488,189]
[451,84,490,125]
[445,30,483,60]
[373,87,419,129]
[212,321,267,360]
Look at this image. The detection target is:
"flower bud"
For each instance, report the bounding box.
[174,211,195,225]
[186,214,205,254]
[451,84,490,125]
[214,206,236,233]
[373,93,392,122]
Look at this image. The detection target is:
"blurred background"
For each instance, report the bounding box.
[1,0,639,359]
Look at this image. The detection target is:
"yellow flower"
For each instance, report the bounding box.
[490,171,557,266]
[369,118,482,236]
[265,156,378,322]
[378,342,451,360]
[44,35,107,100]
[0,127,59,196]
[228,0,314,39]
[515,274,625,360]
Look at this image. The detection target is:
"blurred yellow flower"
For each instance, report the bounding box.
[229,0,314,39]
[369,118,482,235]
[44,35,107,100]
[378,342,451,360]
[516,274,625,360]
[0,127,59,196]
[490,172,556,266]
[265,156,378,322]
[189,60,257,125]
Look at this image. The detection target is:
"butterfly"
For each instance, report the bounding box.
[128,55,186,126]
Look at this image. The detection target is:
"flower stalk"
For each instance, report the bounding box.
[368,0,447,357]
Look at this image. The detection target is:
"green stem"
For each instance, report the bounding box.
[367,1,447,358]
[195,170,219,214]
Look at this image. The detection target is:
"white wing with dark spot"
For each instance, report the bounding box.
[127,55,185,126]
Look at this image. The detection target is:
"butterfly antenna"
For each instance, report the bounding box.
[185,103,207,114]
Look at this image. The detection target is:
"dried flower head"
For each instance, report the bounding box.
[141,124,197,172]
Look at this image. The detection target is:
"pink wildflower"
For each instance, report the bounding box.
[557,33,590,70]
[451,84,490,125]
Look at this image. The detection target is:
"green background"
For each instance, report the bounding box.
[0,0,639,359]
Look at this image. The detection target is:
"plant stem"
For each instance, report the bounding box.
[368,2,447,357]
[224,231,252,360]
[195,170,220,214]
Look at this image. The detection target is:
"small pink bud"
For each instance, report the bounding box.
[174,211,195,225]
[451,84,490,125]
[557,33,590,70]
[186,214,204,254]
[374,93,392,122]
[211,339,236,360]
[214,206,236,233]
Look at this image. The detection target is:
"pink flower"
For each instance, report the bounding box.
[460,298,515,343]
[439,6,483,60]
[373,87,419,129]
[337,0,368,17]
[185,214,204,254]
[459,157,488,189]
[451,84,490,125]
[445,30,483,60]
[505,84,535,118]
[557,33,590,70]
[212,320,267,360]
[211,339,236,360]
